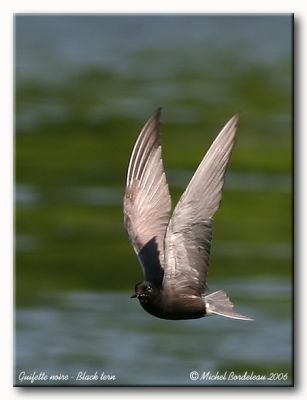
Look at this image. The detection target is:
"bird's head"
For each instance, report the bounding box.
[130,281,154,302]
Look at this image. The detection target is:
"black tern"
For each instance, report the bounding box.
[124,108,252,321]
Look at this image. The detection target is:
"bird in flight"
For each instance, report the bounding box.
[124,108,252,321]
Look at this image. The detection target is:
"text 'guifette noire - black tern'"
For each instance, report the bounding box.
[124,108,252,321]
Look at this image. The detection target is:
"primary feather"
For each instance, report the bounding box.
[163,115,239,295]
[124,108,171,285]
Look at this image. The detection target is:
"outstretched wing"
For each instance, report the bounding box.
[124,108,172,286]
[163,115,239,296]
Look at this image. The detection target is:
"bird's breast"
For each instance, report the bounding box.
[139,292,206,320]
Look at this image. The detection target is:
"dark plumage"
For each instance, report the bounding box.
[124,108,252,321]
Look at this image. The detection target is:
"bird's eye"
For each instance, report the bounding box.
[147,286,152,293]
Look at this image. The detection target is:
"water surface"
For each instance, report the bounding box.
[15,279,292,386]
[15,15,293,386]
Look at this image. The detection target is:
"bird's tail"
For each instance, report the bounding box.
[203,290,253,321]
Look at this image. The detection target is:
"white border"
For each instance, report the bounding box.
[0,1,303,399]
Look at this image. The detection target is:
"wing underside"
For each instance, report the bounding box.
[124,109,171,285]
[163,115,239,295]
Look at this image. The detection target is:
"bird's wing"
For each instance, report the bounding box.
[163,115,239,296]
[124,108,172,286]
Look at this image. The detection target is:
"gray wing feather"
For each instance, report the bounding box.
[124,108,171,285]
[163,115,239,295]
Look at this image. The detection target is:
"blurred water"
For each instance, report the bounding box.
[15,279,292,386]
[16,15,291,83]
[15,15,292,122]
[15,171,291,208]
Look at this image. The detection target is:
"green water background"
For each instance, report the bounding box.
[15,15,293,386]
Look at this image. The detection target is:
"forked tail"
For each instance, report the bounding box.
[204,290,253,321]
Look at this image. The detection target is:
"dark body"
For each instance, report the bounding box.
[137,287,206,320]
